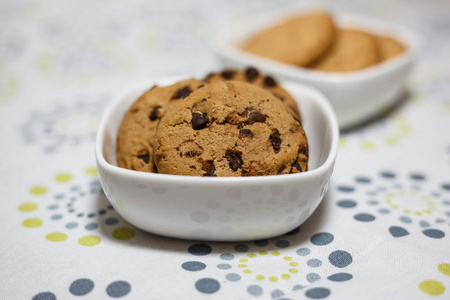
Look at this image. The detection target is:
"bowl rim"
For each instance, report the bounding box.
[213,11,423,83]
[95,77,339,186]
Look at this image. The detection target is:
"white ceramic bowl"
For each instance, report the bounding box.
[95,78,339,241]
[213,12,422,130]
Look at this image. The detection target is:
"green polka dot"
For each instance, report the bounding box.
[22,218,43,228]
[112,227,135,240]
[18,202,38,212]
[419,280,445,295]
[78,235,101,246]
[46,232,68,242]
[30,185,48,195]
[55,172,73,183]
[438,263,450,276]
[85,167,98,176]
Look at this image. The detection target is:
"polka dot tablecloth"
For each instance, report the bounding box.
[1,0,449,299]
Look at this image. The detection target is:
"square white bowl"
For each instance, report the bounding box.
[95,77,339,241]
[213,12,422,130]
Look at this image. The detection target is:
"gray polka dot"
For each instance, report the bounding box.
[419,220,430,228]
[423,229,445,239]
[367,200,378,205]
[337,185,355,192]
[328,273,353,282]
[410,173,425,181]
[284,216,295,224]
[329,250,353,268]
[106,280,131,298]
[443,200,450,206]
[32,292,56,300]
[234,244,249,252]
[378,208,390,214]
[298,208,310,223]
[293,285,306,290]
[191,211,210,223]
[307,259,322,268]
[270,185,283,195]
[217,264,231,270]
[205,200,220,209]
[354,213,375,222]
[399,216,412,224]
[182,261,206,271]
[48,204,59,210]
[380,171,396,179]
[220,253,235,260]
[275,240,289,248]
[218,215,230,223]
[65,222,78,229]
[355,176,371,183]
[87,213,95,218]
[152,187,168,194]
[225,273,241,281]
[55,194,65,200]
[105,217,119,225]
[271,289,284,299]
[85,222,98,230]
[226,189,241,200]
[247,285,263,297]
[436,218,446,223]
[337,200,356,208]
[188,244,212,256]
[296,247,311,256]
[307,273,321,283]
[446,211,450,217]
[305,287,331,299]
[195,278,220,294]
[69,278,94,296]
[310,232,334,246]
[254,240,269,247]
[289,189,300,201]
[389,226,409,238]
[136,184,146,189]
[51,214,63,220]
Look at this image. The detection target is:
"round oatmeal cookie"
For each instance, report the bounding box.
[153,81,308,177]
[242,12,335,66]
[116,79,205,172]
[309,29,379,72]
[375,35,405,61]
[204,67,301,119]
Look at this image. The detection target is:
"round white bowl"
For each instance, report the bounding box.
[213,12,422,130]
[95,78,339,241]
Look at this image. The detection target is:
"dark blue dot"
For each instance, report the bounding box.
[247,285,263,296]
[85,222,98,230]
[106,280,131,298]
[32,292,56,300]
[77,213,84,217]
[271,289,284,299]
[87,213,95,218]
[275,240,290,248]
[328,273,353,282]
[355,176,371,183]
[69,278,94,296]
[285,226,300,235]
[305,287,330,299]
[354,213,375,222]
[254,240,269,247]
[337,200,356,208]
[66,222,78,229]
[234,244,249,252]
[98,209,107,215]
[380,171,396,179]
[54,194,65,200]
[310,232,334,246]
[48,204,59,210]
[182,261,206,271]
[108,205,114,210]
[195,278,220,294]
[188,244,212,256]
[51,214,63,220]
[68,209,75,213]
[410,173,425,181]
[378,208,390,214]
[328,250,352,268]
[337,185,355,192]
[423,229,445,239]
[442,183,450,191]
[105,217,119,225]
[389,226,409,238]
[399,216,412,224]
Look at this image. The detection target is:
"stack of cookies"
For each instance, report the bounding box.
[116,67,308,177]
[242,12,405,73]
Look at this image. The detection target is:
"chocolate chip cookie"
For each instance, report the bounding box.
[153,81,308,177]
[116,79,204,172]
[242,12,335,66]
[204,67,301,119]
[309,29,379,72]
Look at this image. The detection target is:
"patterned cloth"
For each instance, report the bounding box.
[1,1,449,299]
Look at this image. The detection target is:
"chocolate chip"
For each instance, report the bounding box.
[185,150,200,157]
[189,165,196,169]
[291,160,302,173]
[245,67,259,81]
[270,129,281,153]
[192,113,209,130]
[202,161,216,177]
[239,129,253,137]
[149,106,161,121]
[263,76,277,87]
[221,70,235,80]
[138,154,150,164]
[225,152,242,171]
[197,84,205,89]
[172,86,192,99]
[276,95,285,101]
[247,111,266,124]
